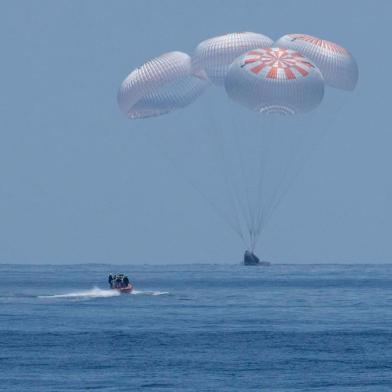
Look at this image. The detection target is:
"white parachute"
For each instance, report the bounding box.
[117,51,208,119]
[274,34,358,91]
[192,32,273,85]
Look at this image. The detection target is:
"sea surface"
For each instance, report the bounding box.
[1,263,392,391]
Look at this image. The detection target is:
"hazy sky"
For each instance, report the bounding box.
[0,0,391,264]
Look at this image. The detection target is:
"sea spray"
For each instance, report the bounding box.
[39,287,120,299]
[39,288,169,299]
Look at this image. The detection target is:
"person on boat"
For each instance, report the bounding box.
[123,276,130,287]
[108,273,114,288]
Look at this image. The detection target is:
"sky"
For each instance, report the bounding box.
[0,0,391,264]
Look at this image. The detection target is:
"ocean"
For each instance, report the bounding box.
[1,263,392,391]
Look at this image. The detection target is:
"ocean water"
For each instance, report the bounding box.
[1,264,392,391]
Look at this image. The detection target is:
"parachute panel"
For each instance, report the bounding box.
[118,51,208,119]
[274,34,358,91]
[192,32,273,85]
[225,48,325,114]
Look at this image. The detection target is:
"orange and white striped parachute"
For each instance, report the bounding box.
[274,34,358,91]
[225,47,325,114]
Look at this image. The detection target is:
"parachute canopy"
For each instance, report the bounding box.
[274,34,358,91]
[192,32,273,85]
[225,48,325,114]
[117,51,208,119]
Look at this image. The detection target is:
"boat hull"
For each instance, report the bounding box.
[114,285,133,294]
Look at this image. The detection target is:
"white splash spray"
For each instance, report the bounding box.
[39,287,120,299]
[131,290,169,296]
[39,287,169,299]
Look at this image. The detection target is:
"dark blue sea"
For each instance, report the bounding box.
[1,264,392,391]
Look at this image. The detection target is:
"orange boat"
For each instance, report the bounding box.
[117,284,133,294]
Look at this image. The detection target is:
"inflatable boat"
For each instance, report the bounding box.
[116,284,133,294]
[108,273,133,293]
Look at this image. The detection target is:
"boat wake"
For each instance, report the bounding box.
[39,287,120,299]
[131,290,169,296]
[38,288,169,299]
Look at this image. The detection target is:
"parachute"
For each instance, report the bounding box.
[192,32,273,85]
[274,34,358,91]
[117,51,208,119]
[117,32,358,257]
[225,47,324,114]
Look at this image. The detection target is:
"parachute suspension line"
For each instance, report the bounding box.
[254,97,349,246]
[230,112,259,249]
[231,113,269,252]
[148,126,247,247]
[226,114,256,244]
[251,115,276,251]
[255,121,304,239]
[205,109,244,238]
[261,117,316,235]
[253,116,306,247]
[204,103,247,243]
[205,101,256,246]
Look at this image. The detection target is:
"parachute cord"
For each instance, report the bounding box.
[204,98,258,248]
[252,115,276,247]
[263,121,304,234]
[254,97,348,246]
[256,130,320,238]
[228,123,255,247]
[205,100,254,243]
[147,127,247,247]
[204,104,248,242]
[255,125,303,239]
[231,112,258,248]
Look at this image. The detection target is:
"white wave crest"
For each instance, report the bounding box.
[131,290,169,296]
[39,287,120,299]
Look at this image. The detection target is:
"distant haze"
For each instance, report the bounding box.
[0,0,391,264]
